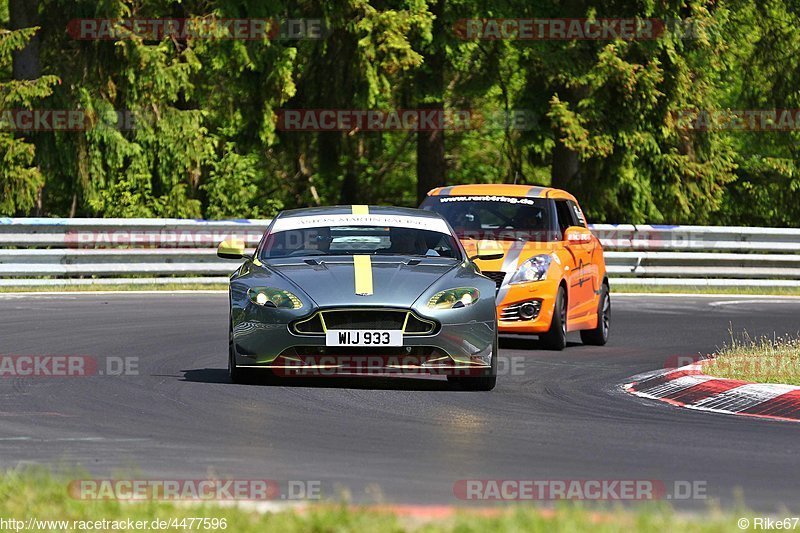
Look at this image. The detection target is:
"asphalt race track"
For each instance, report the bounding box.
[0,292,799,511]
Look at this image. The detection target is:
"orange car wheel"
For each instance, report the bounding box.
[539,285,567,351]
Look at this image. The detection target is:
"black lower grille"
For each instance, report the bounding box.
[482,271,505,293]
[291,309,437,335]
[323,310,406,330]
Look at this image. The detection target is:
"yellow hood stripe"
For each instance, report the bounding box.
[353,255,374,295]
[351,206,373,295]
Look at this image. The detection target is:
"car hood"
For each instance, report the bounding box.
[266,256,459,308]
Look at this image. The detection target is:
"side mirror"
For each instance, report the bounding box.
[564,226,593,245]
[217,239,246,259]
[469,252,504,261]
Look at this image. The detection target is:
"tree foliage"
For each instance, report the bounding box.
[0,0,798,226]
[0,24,58,214]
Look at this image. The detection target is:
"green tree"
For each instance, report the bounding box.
[715,0,800,227]
[0,14,58,215]
[507,1,737,224]
[0,0,798,227]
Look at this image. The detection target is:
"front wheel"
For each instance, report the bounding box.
[580,283,610,346]
[539,285,567,351]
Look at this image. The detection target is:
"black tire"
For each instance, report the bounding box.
[540,285,567,351]
[448,333,498,391]
[580,283,610,346]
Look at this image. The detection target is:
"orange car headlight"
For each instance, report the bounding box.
[509,254,552,284]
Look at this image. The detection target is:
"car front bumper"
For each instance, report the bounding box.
[232,306,496,377]
[496,279,559,334]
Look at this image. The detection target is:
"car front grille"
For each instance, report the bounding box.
[482,271,506,293]
[323,309,406,330]
[292,309,437,336]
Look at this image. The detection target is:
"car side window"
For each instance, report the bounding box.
[254,222,274,260]
[554,200,578,237]
[567,200,587,227]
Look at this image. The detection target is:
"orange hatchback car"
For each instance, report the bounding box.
[421,184,609,350]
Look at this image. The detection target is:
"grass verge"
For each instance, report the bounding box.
[0,283,228,293]
[612,284,800,296]
[0,469,748,532]
[703,332,800,386]
[2,282,800,296]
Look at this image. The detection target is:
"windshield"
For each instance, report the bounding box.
[259,225,463,260]
[420,195,558,241]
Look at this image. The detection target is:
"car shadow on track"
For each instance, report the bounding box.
[499,335,583,350]
[181,368,470,391]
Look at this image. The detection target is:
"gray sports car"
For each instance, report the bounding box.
[217,205,501,390]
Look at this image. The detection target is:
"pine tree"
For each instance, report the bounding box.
[0,24,58,215]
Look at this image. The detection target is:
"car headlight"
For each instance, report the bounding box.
[248,287,303,309]
[427,288,480,309]
[509,254,552,284]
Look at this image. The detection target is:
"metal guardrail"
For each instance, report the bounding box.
[594,224,800,287]
[0,218,267,286]
[1,219,799,287]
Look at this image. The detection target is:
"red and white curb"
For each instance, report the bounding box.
[624,361,800,422]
